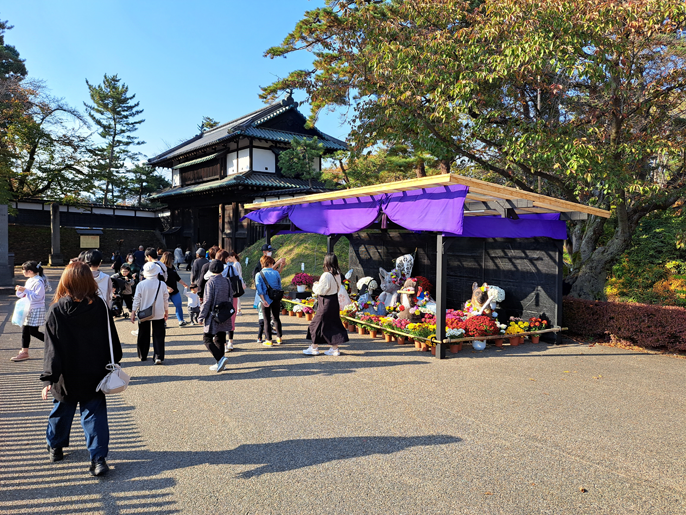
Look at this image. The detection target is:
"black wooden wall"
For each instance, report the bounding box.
[347,232,563,333]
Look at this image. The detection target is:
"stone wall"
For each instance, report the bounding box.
[9,225,165,265]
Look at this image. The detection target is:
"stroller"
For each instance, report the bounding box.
[110,276,126,317]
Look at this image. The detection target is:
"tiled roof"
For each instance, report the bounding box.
[172,152,222,169]
[238,127,347,150]
[150,171,324,200]
[148,96,347,166]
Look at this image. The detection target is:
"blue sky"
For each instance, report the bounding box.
[2,1,349,162]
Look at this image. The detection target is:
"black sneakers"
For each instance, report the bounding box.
[47,444,63,462]
[89,457,109,477]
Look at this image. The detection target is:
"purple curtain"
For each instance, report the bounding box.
[242,206,291,225]
[288,196,381,235]
[381,185,468,234]
[452,213,567,240]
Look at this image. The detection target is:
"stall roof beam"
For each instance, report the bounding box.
[245,174,611,219]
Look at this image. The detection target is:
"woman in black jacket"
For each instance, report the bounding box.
[41,261,122,477]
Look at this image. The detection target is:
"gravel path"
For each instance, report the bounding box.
[0,269,685,514]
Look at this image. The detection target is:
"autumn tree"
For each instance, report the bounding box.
[263,0,686,300]
[85,74,145,205]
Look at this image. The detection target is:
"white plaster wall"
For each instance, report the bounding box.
[253,148,275,173]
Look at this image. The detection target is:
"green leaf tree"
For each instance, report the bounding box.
[263,0,686,300]
[197,116,220,133]
[124,163,170,206]
[84,74,145,205]
[278,136,325,187]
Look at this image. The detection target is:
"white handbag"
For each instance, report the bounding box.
[96,300,130,395]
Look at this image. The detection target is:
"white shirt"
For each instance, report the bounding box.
[184,286,200,308]
[92,270,113,308]
[132,277,170,320]
[312,272,341,296]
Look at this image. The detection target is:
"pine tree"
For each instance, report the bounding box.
[84,74,144,205]
[197,116,220,132]
[278,137,324,188]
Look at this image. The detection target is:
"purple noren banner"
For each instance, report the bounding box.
[287,196,381,235]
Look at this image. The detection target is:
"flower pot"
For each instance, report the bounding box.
[494,338,504,347]
[369,329,377,338]
[449,343,461,353]
[531,335,540,344]
[281,309,288,315]
[419,340,428,352]
[296,311,304,318]
[288,311,295,317]
[384,333,394,343]
[296,284,307,293]
[397,336,406,345]
[430,346,436,356]
[414,339,421,350]
[510,336,520,346]
[305,313,314,321]
[357,326,366,335]
[348,324,356,333]
[472,340,487,351]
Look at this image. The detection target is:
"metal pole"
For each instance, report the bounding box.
[435,234,448,359]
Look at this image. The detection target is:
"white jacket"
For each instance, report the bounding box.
[17,276,46,310]
[92,270,113,308]
[132,277,169,320]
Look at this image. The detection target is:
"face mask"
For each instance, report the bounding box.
[128,259,134,263]
[267,252,272,257]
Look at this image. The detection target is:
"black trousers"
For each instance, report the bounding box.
[137,319,166,361]
[203,331,226,361]
[22,325,44,349]
[121,294,133,312]
[261,302,282,340]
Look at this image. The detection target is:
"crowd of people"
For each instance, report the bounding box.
[9,241,351,478]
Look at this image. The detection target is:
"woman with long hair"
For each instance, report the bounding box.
[226,251,246,315]
[41,261,122,477]
[161,251,189,326]
[304,253,349,356]
[199,260,234,372]
[11,261,50,362]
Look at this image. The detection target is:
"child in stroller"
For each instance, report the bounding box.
[111,264,136,317]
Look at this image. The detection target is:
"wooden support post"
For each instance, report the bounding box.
[435,234,452,359]
[326,234,341,254]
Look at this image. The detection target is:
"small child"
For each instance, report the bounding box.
[185,283,200,325]
[255,299,265,343]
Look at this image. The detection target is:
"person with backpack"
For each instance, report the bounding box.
[199,260,234,372]
[254,255,284,347]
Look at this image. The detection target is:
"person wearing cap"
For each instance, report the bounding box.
[131,262,169,365]
[198,259,234,372]
[190,247,208,285]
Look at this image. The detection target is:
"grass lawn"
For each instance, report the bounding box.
[238,233,350,289]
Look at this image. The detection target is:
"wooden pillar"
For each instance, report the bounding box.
[231,202,238,252]
[218,203,224,249]
[49,203,63,265]
[435,234,452,359]
[326,234,341,254]
[0,204,12,286]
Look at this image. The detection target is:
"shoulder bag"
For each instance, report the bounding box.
[259,270,284,303]
[137,280,161,322]
[227,265,245,298]
[96,300,130,395]
[212,277,236,323]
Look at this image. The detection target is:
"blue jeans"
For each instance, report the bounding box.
[46,395,109,461]
[169,292,185,322]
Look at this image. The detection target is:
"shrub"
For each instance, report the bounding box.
[563,297,686,351]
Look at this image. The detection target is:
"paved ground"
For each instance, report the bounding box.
[0,268,685,514]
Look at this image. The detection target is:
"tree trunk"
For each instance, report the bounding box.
[439,159,451,174]
[414,160,426,178]
[569,200,629,300]
[103,180,109,206]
